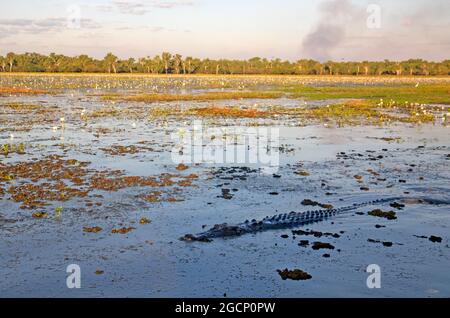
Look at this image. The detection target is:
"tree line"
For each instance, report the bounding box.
[1,52,449,76]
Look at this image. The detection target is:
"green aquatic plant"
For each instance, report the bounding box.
[104,91,282,103]
[281,83,450,105]
[55,206,63,218]
[17,143,26,154]
[1,143,27,156]
[2,144,9,156]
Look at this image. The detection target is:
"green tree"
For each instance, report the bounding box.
[6,52,17,72]
[0,56,6,72]
[104,53,118,73]
[125,58,135,73]
[173,54,183,74]
[161,52,172,74]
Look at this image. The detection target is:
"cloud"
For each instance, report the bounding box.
[93,0,195,15]
[149,0,195,9]
[114,25,168,32]
[0,18,100,35]
[112,1,149,15]
[300,0,450,61]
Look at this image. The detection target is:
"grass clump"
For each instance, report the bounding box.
[282,84,450,105]
[0,87,49,95]
[0,103,42,111]
[276,99,440,126]
[190,106,268,118]
[105,91,282,103]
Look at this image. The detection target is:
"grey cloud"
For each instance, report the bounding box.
[0,19,32,26]
[300,0,363,61]
[300,0,450,61]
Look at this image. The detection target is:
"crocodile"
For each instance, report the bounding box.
[180,196,449,242]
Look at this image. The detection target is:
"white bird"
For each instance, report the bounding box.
[9,133,14,140]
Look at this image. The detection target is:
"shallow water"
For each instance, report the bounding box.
[0,76,449,297]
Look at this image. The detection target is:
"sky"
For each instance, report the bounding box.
[0,0,449,61]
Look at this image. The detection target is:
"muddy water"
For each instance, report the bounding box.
[0,80,449,297]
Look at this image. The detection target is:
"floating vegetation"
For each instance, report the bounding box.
[271,98,444,126]
[368,209,397,220]
[390,202,406,210]
[106,91,282,103]
[368,136,403,143]
[90,174,174,191]
[100,145,153,156]
[311,242,335,250]
[7,75,442,128]
[0,87,50,95]
[142,191,162,203]
[429,236,442,243]
[367,239,395,247]
[176,164,189,171]
[282,83,450,105]
[301,199,333,209]
[31,212,48,219]
[1,143,26,156]
[111,227,135,234]
[147,105,269,119]
[55,206,63,218]
[292,229,341,238]
[277,268,312,281]
[0,103,42,111]
[2,156,90,209]
[190,106,268,118]
[139,217,151,225]
[83,226,103,233]
[0,153,198,211]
